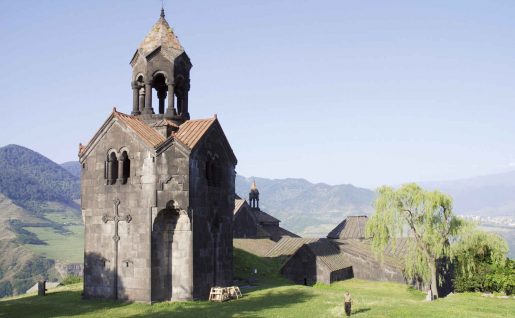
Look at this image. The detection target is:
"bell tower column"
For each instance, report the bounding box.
[182,80,190,120]
[143,80,154,114]
[131,81,140,115]
[138,88,145,112]
[165,82,177,118]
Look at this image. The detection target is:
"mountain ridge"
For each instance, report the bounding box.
[0,145,82,297]
[1,145,514,297]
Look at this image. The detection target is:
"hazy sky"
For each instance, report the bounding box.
[1,0,515,188]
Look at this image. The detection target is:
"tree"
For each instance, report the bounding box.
[365,183,464,299]
[452,227,513,294]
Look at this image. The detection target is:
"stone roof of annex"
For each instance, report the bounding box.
[327,215,369,240]
[233,238,277,257]
[331,238,406,269]
[233,198,246,215]
[253,209,280,224]
[265,237,320,257]
[304,239,352,272]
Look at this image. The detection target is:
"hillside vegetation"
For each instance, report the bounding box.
[0,145,79,213]
[0,145,82,297]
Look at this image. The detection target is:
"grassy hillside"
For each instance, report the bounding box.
[1,249,513,317]
[1,279,513,317]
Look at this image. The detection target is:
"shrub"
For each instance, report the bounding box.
[452,229,513,295]
[61,275,83,285]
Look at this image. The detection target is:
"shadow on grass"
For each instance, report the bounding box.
[131,288,314,318]
[0,289,132,318]
[353,307,371,315]
[0,284,313,318]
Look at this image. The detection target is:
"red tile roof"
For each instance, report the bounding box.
[174,118,216,149]
[80,110,221,157]
[113,111,166,147]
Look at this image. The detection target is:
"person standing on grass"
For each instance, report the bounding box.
[344,291,352,316]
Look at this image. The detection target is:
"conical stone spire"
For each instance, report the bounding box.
[137,8,184,59]
[250,179,259,193]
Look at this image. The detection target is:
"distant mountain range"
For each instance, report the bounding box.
[422,172,515,217]
[235,176,375,237]
[0,144,514,297]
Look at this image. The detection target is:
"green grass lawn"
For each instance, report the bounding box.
[22,225,83,263]
[1,279,512,318]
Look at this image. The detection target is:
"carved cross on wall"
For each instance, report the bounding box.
[102,198,132,300]
[103,199,132,242]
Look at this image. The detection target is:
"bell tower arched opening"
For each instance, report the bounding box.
[152,73,168,115]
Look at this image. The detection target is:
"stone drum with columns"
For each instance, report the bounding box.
[79,9,237,302]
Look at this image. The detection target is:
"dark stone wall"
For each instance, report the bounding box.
[329,267,353,283]
[340,250,405,284]
[280,245,318,285]
[233,205,258,238]
[189,127,235,299]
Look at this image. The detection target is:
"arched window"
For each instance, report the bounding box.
[107,152,118,185]
[206,159,215,186]
[120,151,130,184]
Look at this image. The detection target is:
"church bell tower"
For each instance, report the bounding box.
[129,8,192,123]
[249,180,259,209]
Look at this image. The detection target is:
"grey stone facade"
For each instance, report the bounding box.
[332,239,406,284]
[276,217,408,286]
[280,239,353,285]
[79,10,237,302]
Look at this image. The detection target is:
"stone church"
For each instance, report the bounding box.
[78,9,237,302]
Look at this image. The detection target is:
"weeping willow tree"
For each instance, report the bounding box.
[452,227,508,275]
[451,227,510,293]
[365,183,464,299]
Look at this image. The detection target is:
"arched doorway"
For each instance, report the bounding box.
[151,203,192,301]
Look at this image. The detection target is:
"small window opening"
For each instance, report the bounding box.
[206,157,222,187]
[120,151,130,184]
[107,152,118,185]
